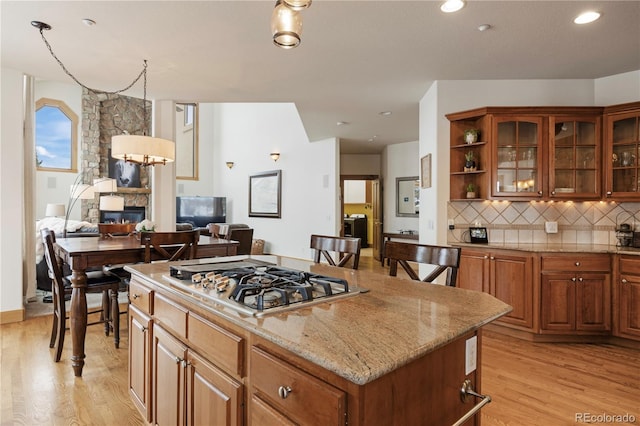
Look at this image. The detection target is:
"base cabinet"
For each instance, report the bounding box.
[458,248,534,330]
[129,305,152,422]
[540,255,611,334]
[615,256,640,340]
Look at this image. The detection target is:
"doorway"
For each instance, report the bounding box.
[340,175,382,261]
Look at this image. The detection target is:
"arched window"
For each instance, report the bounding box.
[35,98,78,172]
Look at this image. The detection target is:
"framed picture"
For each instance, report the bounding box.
[421,153,432,188]
[249,170,282,218]
[108,148,141,188]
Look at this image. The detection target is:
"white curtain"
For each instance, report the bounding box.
[22,75,36,302]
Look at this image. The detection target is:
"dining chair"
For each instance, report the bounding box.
[310,234,361,270]
[140,230,200,262]
[227,228,254,255]
[41,228,123,361]
[384,241,461,286]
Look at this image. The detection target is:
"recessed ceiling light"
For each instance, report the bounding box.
[82,18,96,26]
[440,0,465,13]
[336,121,348,126]
[574,11,601,24]
[379,111,392,116]
[477,24,491,32]
[368,135,378,142]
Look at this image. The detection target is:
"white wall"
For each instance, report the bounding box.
[382,141,419,233]
[210,103,340,259]
[595,70,640,105]
[34,81,82,220]
[1,68,26,315]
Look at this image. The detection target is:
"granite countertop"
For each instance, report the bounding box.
[126,255,512,385]
[451,241,640,255]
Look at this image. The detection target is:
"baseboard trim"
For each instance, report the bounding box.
[0,308,25,324]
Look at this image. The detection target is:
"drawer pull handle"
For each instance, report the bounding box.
[622,279,628,284]
[572,277,577,282]
[132,294,140,299]
[278,385,292,399]
[175,356,182,364]
[141,326,147,333]
[575,262,580,266]
[578,277,583,282]
[453,379,492,426]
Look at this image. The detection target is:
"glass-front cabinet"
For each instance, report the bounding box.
[604,103,640,200]
[493,117,542,198]
[549,116,601,200]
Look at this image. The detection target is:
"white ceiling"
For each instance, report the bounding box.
[2,1,639,154]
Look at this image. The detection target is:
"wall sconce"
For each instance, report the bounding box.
[270,152,281,162]
[226,161,235,169]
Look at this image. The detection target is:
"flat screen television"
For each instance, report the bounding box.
[176,196,226,228]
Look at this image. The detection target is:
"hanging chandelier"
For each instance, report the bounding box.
[271,0,312,49]
[31,21,175,167]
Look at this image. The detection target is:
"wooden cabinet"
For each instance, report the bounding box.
[129,305,152,422]
[614,255,640,340]
[128,280,154,422]
[448,107,604,201]
[540,254,611,334]
[604,102,640,200]
[249,346,347,425]
[344,180,371,204]
[152,323,243,426]
[458,247,534,330]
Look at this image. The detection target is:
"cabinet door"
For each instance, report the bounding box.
[540,273,576,332]
[458,249,489,292]
[549,116,601,199]
[492,116,543,199]
[491,253,534,329]
[575,273,611,332]
[153,324,187,426]
[619,274,640,339]
[604,109,640,199]
[344,180,366,203]
[186,350,243,426]
[129,305,152,422]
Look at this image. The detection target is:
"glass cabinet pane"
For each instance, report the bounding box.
[495,120,539,195]
[612,117,638,144]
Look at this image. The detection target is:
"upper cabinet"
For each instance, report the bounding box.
[344,180,372,204]
[448,107,604,201]
[604,102,640,201]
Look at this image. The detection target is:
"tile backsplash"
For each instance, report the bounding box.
[447,201,640,245]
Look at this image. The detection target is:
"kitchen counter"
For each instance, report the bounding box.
[126,255,511,385]
[452,241,640,255]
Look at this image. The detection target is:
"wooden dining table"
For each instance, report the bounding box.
[53,235,239,377]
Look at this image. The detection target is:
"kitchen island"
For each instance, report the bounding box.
[125,255,511,425]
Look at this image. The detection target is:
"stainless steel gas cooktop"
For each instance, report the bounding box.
[162,258,366,317]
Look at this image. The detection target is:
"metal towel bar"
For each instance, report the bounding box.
[452,379,492,426]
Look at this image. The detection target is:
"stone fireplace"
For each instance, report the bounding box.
[80,88,151,223]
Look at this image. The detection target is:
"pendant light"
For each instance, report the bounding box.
[271,0,304,49]
[31,21,174,167]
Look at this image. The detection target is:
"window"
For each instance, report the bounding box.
[35,98,78,172]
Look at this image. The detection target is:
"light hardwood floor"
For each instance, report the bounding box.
[2,251,638,425]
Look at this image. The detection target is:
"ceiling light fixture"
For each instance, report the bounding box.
[271,0,312,49]
[270,152,281,161]
[82,18,96,27]
[574,11,601,24]
[477,24,491,32]
[31,20,175,167]
[337,121,348,126]
[440,0,465,13]
[379,111,392,116]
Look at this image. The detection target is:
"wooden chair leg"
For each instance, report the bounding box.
[53,299,65,362]
[102,290,110,336]
[49,290,58,349]
[110,288,120,349]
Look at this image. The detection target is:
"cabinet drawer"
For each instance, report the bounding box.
[250,346,346,426]
[620,256,640,275]
[541,255,610,272]
[154,293,187,339]
[187,312,244,377]
[129,280,153,315]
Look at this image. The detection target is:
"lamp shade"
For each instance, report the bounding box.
[93,177,117,193]
[99,195,125,211]
[112,134,175,166]
[70,183,95,200]
[271,0,303,48]
[45,203,65,217]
